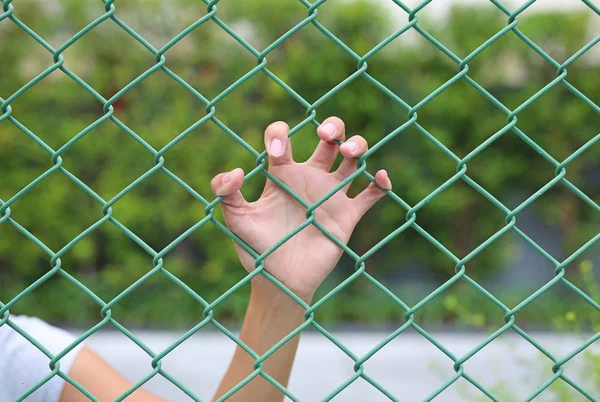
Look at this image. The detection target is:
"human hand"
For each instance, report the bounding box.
[211,117,391,302]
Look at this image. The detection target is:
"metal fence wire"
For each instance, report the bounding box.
[1,0,600,400]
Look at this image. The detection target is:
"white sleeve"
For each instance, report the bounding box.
[0,315,84,402]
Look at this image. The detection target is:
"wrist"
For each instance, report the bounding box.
[250,276,313,307]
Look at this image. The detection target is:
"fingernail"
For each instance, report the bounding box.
[222,173,232,183]
[343,141,358,153]
[321,123,337,138]
[270,138,284,157]
[378,169,391,189]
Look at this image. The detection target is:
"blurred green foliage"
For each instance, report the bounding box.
[0,0,598,328]
[457,261,600,401]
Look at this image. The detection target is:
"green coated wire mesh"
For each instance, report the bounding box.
[1,0,599,400]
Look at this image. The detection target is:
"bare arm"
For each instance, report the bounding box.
[210,117,391,400]
[60,347,166,402]
[212,283,306,401]
[59,285,305,402]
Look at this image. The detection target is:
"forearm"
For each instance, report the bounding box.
[213,282,307,402]
[61,347,167,402]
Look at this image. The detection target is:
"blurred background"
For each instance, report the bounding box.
[0,0,599,400]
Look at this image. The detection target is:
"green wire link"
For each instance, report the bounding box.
[0,0,598,400]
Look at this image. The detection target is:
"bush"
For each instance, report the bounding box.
[0,0,598,327]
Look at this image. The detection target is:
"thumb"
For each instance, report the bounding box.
[210,168,247,209]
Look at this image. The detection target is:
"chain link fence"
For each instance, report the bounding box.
[1,0,599,400]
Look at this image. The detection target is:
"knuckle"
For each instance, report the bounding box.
[369,182,384,194]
